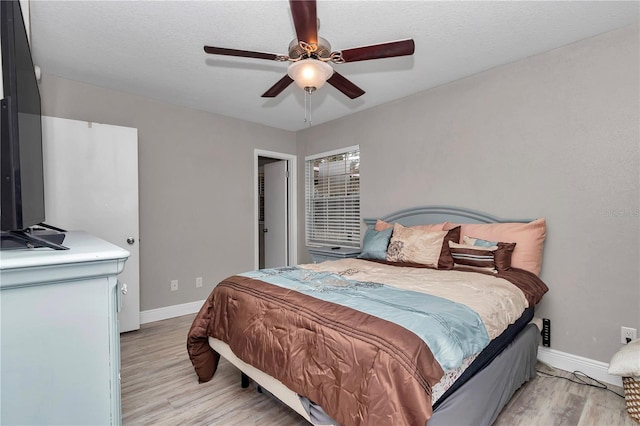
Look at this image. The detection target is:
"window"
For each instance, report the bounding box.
[305,146,360,248]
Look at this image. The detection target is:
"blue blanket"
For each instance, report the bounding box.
[241,267,489,371]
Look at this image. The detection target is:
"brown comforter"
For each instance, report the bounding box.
[187,275,445,426]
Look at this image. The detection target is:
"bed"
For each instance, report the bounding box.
[188,206,549,425]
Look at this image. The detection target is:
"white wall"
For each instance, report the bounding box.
[297,25,640,364]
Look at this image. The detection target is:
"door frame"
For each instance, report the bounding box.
[254,149,297,270]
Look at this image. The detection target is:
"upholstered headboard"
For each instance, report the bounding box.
[363,206,533,227]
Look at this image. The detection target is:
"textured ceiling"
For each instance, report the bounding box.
[29,1,638,132]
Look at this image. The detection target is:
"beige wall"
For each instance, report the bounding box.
[39,74,296,311]
[297,25,640,363]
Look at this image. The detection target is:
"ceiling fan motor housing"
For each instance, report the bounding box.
[288,37,332,60]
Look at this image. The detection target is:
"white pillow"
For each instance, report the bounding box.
[608,338,640,377]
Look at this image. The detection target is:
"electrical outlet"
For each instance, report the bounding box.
[621,326,637,344]
[170,279,179,291]
[196,277,203,288]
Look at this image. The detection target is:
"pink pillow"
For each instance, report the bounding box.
[443,218,546,276]
[375,219,444,232]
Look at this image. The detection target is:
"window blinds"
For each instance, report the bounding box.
[305,146,360,248]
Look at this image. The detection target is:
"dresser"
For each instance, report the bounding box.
[308,246,362,263]
[0,231,130,425]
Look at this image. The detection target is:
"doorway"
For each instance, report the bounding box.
[254,150,297,270]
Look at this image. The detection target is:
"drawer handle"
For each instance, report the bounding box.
[121,283,128,295]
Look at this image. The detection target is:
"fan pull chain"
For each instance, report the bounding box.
[304,88,313,126]
[304,90,308,124]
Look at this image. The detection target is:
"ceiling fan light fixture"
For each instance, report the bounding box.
[287,59,333,91]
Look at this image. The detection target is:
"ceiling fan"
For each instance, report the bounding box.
[203,0,415,99]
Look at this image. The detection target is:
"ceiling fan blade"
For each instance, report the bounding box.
[261,75,295,98]
[327,72,365,99]
[204,46,281,61]
[339,39,415,63]
[289,0,318,45]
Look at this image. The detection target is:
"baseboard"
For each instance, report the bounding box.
[140,299,206,324]
[537,346,622,387]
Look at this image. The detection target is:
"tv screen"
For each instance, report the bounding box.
[1,0,45,231]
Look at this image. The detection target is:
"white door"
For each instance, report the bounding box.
[263,160,288,268]
[42,116,140,332]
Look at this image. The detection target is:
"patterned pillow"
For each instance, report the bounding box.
[449,240,517,272]
[386,223,448,267]
[462,235,516,271]
[358,227,393,260]
[449,241,498,271]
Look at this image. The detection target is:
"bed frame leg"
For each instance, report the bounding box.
[241,372,251,388]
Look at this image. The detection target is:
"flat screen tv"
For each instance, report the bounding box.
[1,1,65,249]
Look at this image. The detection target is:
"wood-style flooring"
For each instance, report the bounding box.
[121,314,635,425]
